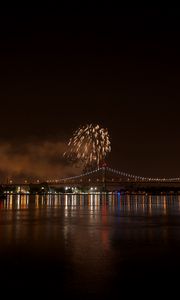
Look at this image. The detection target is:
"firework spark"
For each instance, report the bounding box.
[64,124,111,169]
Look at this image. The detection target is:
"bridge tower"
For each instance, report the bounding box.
[102,163,107,192]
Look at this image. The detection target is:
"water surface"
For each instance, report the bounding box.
[0,193,180,297]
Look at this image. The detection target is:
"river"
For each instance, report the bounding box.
[0,193,179,297]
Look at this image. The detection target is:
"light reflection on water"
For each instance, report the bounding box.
[0,193,180,296]
[1,193,180,216]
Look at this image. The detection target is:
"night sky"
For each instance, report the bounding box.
[1,9,180,179]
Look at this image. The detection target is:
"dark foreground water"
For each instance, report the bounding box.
[0,193,180,297]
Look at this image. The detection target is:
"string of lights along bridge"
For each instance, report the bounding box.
[47,167,180,184]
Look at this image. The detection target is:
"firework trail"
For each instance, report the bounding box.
[64,124,111,169]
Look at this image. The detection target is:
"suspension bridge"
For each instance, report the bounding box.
[2,167,180,194]
[46,167,180,192]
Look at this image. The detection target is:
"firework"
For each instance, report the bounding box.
[64,124,111,169]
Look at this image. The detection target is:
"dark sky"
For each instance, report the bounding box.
[1,9,180,178]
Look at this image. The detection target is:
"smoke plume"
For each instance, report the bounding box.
[0,141,81,182]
